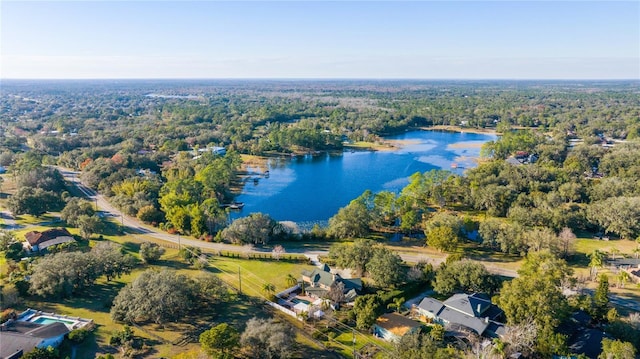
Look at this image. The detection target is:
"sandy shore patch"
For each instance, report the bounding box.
[421,125,498,135]
[447,142,486,149]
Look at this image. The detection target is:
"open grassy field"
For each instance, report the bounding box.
[208,255,317,298]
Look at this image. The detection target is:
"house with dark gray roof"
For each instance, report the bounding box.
[301,265,362,302]
[0,321,69,359]
[417,293,505,337]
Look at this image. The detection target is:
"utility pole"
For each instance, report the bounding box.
[238,266,242,294]
[352,329,356,359]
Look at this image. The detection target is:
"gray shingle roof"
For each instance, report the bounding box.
[0,332,43,359]
[418,293,504,336]
[417,297,445,316]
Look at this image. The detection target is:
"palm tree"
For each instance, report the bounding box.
[387,297,405,313]
[617,271,631,288]
[588,250,605,280]
[297,310,308,322]
[609,247,621,261]
[285,273,298,288]
[262,283,276,299]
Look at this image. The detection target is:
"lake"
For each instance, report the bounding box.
[232,130,496,226]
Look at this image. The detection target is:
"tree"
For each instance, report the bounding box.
[558,227,577,258]
[496,252,571,341]
[366,247,406,287]
[588,250,606,280]
[386,331,464,359]
[271,244,286,260]
[353,294,383,330]
[29,251,99,298]
[77,214,103,239]
[61,198,95,227]
[262,283,276,299]
[616,271,631,289]
[139,242,165,264]
[5,242,24,261]
[196,274,228,302]
[22,347,59,359]
[199,323,240,358]
[593,274,610,320]
[111,270,198,324]
[587,197,640,239]
[91,242,136,281]
[501,322,537,357]
[179,246,202,264]
[434,260,498,296]
[8,187,64,216]
[327,190,373,239]
[327,281,346,304]
[599,339,636,359]
[221,213,283,245]
[426,226,459,252]
[388,297,405,313]
[0,230,17,251]
[284,273,298,288]
[327,238,375,276]
[240,317,295,359]
[136,204,164,224]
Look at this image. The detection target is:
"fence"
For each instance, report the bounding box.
[265,301,301,321]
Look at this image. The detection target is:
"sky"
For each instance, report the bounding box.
[1,1,639,79]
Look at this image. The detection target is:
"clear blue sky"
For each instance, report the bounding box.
[2,1,638,79]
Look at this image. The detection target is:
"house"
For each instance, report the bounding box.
[374,313,422,341]
[608,258,640,283]
[196,146,226,156]
[417,293,505,337]
[23,228,75,252]
[301,264,362,302]
[0,321,69,359]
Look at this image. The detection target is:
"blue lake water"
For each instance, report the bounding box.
[232,130,496,226]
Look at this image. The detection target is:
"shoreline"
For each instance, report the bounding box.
[419,125,499,135]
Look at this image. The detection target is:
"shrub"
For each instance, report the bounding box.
[68,329,90,343]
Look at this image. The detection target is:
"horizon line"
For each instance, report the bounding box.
[2,77,639,82]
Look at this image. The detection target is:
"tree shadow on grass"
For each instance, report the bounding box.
[100,221,125,237]
[52,281,129,313]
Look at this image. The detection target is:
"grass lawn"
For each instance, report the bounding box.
[208,256,316,298]
[332,330,394,359]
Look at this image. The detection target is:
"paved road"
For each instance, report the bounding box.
[0,210,18,230]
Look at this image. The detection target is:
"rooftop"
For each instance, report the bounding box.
[25,228,73,247]
[375,313,422,337]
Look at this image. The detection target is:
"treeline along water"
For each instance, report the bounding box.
[232,130,496,225]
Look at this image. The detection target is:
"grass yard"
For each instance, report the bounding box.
[332,330,394,359]
[208,256,316,298]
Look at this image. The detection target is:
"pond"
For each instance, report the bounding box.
[232,130,496,226]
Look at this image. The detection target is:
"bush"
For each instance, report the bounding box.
[110,325,134,346]
[1,309,16,324]
[68,328,90,343]
[139,242,164,264]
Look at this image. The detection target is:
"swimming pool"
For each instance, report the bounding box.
[30,316,76,326]
[291,298,311,305]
